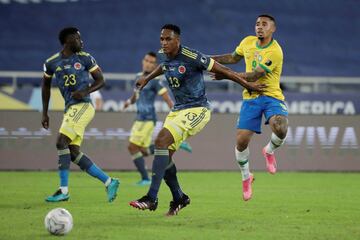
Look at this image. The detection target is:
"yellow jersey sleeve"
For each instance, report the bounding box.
[258,50,282,73]
[234,36,255,56]
[234,40,245,56]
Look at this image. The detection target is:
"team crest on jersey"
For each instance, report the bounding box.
[74,62,82,70]
[178,65,186,74]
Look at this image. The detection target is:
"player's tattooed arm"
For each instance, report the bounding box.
[210,61,266,92]
[238,66,266,82]
[136,65,164,90]
[41,76,52,129]
[211,52,243,64]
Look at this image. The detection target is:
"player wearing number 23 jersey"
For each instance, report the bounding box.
[44,51,98,111]
[42,27,119,204]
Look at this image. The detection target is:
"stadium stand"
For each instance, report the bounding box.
[0,0,359,77]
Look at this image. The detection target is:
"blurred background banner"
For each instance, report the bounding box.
[0,86,359,114]
[0,111,359,171]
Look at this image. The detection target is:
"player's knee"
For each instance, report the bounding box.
[272,116,288,139]
[236,136,250,151]
[127,143,136,153]
[154,137,170,149]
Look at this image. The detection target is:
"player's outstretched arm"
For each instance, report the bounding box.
[210,61,266,92]
[136,65,163,90]
[211,52,243,64]
[238,66,266,82]
[41,76,52,129]
[123,90,138,110]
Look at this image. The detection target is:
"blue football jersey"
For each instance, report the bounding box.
[157,45,214,111]
[43,51,99,111]
[135,72,167,121]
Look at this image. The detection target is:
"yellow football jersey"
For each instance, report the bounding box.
[235,35,284,100]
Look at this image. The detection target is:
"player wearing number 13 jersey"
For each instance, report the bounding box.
[129,24,265,216]
[42,27,119,203]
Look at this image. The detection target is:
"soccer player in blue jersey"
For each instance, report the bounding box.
[42,27,119,202]
[129,24,265,216]
[124,52,193,186]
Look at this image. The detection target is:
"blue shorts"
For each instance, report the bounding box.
[237,96,288,134]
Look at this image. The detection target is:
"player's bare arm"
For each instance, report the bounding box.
[41,75,52,129]
[210,61,266,92]
[238,66,266,82]
[211,65,266,83]
[135,65,163,90]
[211,52,243,64]
[71,68,105,100]
[161,91,174,109]
[123,89,138,110]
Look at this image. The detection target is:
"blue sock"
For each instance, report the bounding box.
[132,152,149,180]
[74,152,110,184]
[147,148,169,201]
[164,162,184,201]
[58,148,71,187]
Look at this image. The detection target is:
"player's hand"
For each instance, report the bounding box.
[71,90,88,100]
[209,72,226,80]
[135,76,147,90]
[246,82,267,93]
[123,99,131,110]
[42,114,49,129]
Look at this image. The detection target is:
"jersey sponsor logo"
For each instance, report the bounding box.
[178,65,186,74]
[64,65,71,69]
[258,55,262,62]
[55,66,62,72]
[74,62,82,70]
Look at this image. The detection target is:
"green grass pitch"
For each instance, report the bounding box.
[1,171,359,240]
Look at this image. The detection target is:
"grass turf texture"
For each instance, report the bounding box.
[0,171,359,240]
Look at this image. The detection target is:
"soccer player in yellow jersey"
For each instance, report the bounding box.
[212,15,288,201]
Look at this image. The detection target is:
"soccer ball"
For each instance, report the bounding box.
[44,208,73,235]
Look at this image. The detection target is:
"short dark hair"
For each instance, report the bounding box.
[161,24,181,35]
[146,51,157,58]
[58,27,79,45]
[258,14,276,24]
